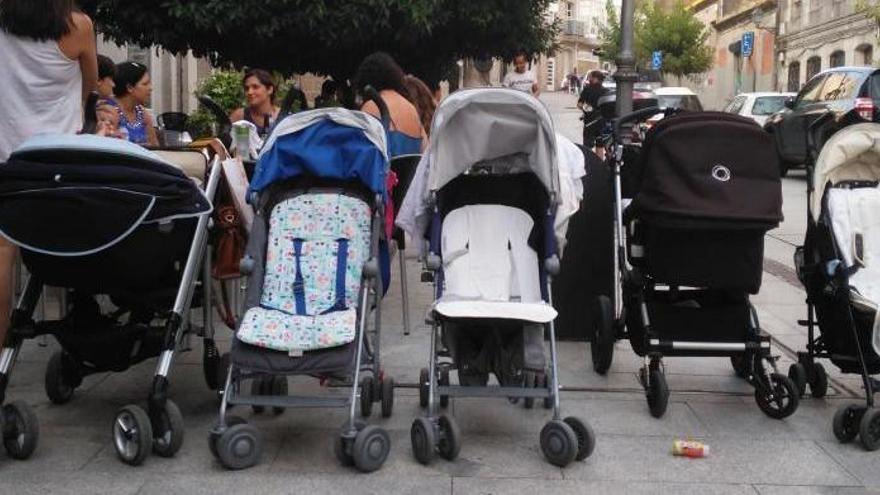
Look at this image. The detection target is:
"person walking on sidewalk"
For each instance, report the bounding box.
[578,70,608,152]
[0,0,98,349]
[503,50,540,97]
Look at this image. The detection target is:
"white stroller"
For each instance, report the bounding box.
[399,88,595,467]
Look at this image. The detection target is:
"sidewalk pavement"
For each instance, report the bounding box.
[0,93,877,494]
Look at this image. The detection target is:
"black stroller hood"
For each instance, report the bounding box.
[630,112,783,229]
[0,142,210,256]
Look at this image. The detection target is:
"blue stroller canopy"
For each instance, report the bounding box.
[250,108,389,197]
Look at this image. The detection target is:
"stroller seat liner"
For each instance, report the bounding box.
[237,193,371,353]
[827,186,880,355]
[434,204,556,323]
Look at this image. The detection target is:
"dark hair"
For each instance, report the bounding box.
[354,52,409,97]
[242,69,277,103]
[513,50,530,62]
[589,70,605,82]
[112,62,149,98]
[403,75,437,137]
[97,55,115,80]
[321,79,338,97]
[0,0,75,41]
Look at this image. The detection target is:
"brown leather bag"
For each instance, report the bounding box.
[212,205,246,280]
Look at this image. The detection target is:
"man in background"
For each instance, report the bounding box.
[503,50,540,97]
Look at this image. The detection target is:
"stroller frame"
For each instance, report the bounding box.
[0,152,224,465]
[593,107,798,419]
[791,114,880,450]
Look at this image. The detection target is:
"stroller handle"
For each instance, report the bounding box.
[362,85,391,131]
[613,106,661,138]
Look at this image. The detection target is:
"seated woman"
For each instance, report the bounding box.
[355,52,425,156]
[229,69,280,139]
[111,61,158,146]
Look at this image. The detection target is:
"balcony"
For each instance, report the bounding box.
[563,19,586,37]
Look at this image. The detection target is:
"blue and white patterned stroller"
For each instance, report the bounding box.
[210,93,394,472]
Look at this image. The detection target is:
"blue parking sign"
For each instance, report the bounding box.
[742,31,754,57]
[652,51,662,70]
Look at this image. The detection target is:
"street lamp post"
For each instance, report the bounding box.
[615,0,637,117]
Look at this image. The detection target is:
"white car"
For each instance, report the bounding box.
[645,87,704,127]
[722,92,796,127]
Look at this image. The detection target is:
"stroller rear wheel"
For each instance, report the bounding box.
[807,362,828,399]
[360,376,374,418]
[832,404,862,443]
[410,417,436,465]
[755,373,799,419]
[540,419,578,467]
[563,416,596,461]
[45,351,77,405]
[788,363,808,397]
[858,408,880,451]
[381,376,394,418]
[437,414,461,461]
[352,425,391,472]
[418,368,429,408]
[270,376,288,415]
[523,371,537,409]
[590,296,615,375]
[2,401,39,460]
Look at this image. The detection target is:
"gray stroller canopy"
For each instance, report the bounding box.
[427,88,560,198]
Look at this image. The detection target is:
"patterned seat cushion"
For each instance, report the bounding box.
[237,193,371,354]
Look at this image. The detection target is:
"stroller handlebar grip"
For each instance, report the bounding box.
[362,85,391,131]
[613,106,661,138]
[806,111,834,159]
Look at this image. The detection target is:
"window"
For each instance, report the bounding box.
[830,50,845,68]
[806,56,822,80]
[658,95,704,112]
[856,44,874,66]
[819,72,859,101]
[797,74,827,105]
[724,95,747,114]
[566,2,574,19]
[787,61,801,92]
[752,96,789,115]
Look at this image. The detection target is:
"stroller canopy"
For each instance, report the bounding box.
[0,134,210,256]
[427,88,559,197]
[812,123,880,221]
[251,108,389,196]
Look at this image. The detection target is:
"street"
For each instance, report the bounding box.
[0,93,877,495]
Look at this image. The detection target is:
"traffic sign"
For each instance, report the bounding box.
[742,31,754,58]
[652,51,663,70]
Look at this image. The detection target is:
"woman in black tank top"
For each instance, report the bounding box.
[229,68,281,139]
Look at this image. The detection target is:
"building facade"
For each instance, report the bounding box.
[776,0,877,93]
[549,0,621,90]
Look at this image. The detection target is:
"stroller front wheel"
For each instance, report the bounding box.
[410,417,436,465]
[113,404,152,466]
[45,351,77,405]
[787,363,808,397]
[151,399,185,458]
[540,419,578,467]
[563,416,596,461]
[755,373,799,419]
[352,425,391,472]
[437,414,461,461]
[832,404,862,443]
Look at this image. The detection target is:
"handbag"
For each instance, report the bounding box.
[212,204,246,280]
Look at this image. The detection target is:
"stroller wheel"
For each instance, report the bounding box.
[202,338,221,391]
[858,408,880,451]
[410,417,436,465]
[646,368,669,418]
[152,399,185,458]
[251,377,267,414]
[271,376,288,415]
[334,420,366,467]
[209,415,246,459]
[563,416,596,461]
[523,371,536,409]
[2,401,39,460]
[418,368,429,408]
[45,351,76,405]
[439,369,450,409]
[833,405,863,444]
[381,376,394,418]
[787,363,808,397]
[540,419,578,467]
[352,425,391,473]
[113,404,152,466]
[755,373,799,419]
[437,414,461,461]
[360,376,374,418]
[807,362,828,399]
[590,296,615,375]
[216,423,262,470]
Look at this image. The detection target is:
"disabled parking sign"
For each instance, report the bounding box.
[742,32,754,58]
[652,51,662,70]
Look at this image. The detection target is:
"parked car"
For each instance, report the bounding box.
[723,92,796,127]
[763,66,880,176]
[653,87,704,111]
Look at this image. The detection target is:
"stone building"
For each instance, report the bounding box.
[549,0,620,90]
[776,0,878,92]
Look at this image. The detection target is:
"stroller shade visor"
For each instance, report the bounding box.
[252,109,389,196]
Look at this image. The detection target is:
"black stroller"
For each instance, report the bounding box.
[793,114,880,450]
[0,134,223,464]
[592,109,799,419]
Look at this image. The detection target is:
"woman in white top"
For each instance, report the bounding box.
[0,0,97,348]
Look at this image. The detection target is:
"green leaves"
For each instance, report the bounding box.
[84,0,557,84]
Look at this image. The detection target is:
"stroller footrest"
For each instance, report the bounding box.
[648,339,770,353]
[438,385,551,399]
[227,394,350,409]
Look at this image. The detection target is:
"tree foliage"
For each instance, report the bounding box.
[599,0,712,79]
[81,0,558,85]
